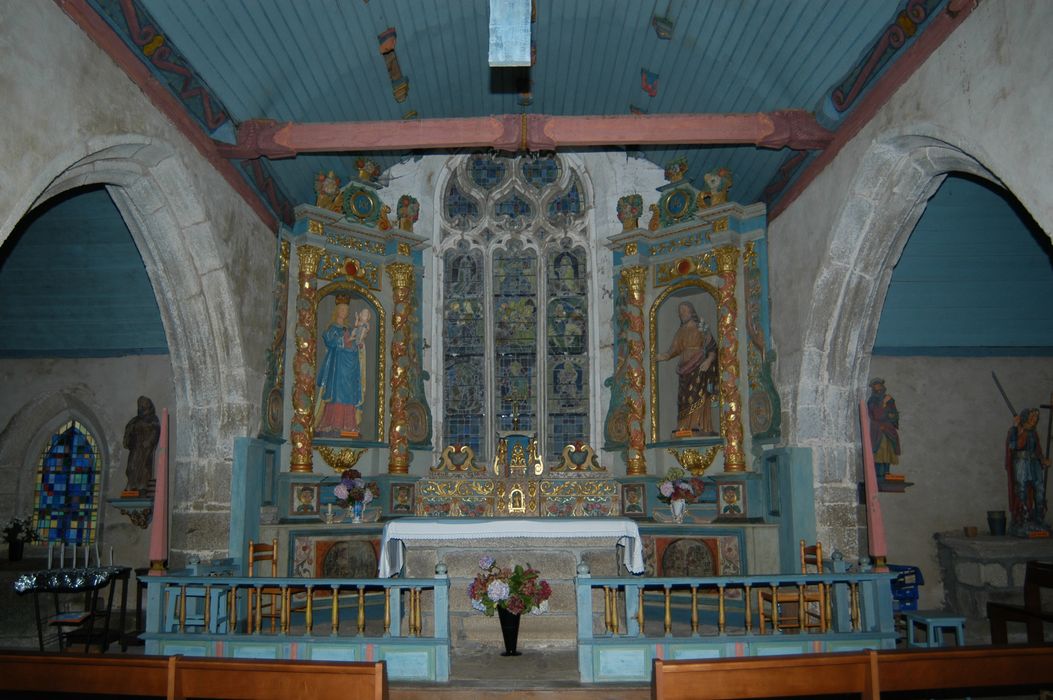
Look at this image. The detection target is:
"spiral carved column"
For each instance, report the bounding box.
[290,244,324,473]
[620,266,648,476]
[386,262,416,474]
[714,247,746,472]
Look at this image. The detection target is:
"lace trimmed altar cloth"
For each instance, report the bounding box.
[378,517,645,577]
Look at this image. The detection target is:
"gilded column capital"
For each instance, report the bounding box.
[620,265,648,305]
[297,244,324,280]
[386,261,415,290]
[714,246,740,273]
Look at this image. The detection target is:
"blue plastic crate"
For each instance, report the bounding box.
[888,564,924,612]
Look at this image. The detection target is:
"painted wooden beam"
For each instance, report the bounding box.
[214,110,834,160]
[768,1,976,220]
[54,0,280,231]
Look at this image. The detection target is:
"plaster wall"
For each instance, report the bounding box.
[768,1,1053,557]
[869,355,1053,610]
[0,2,276,561]
[0,355,174,567]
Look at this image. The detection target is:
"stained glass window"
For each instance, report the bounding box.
[494,246,538,431]
[32,419,102,544]
[440,155,590,461]
[442,249,486,454]
[546,248,589,456]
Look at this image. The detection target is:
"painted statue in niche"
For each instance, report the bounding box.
[1005,407,1051,536]
[315,294,371,438]
[866,378,900,480]
[656,299,719,437]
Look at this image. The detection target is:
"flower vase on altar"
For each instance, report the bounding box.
[670,498,686,524]
[658,467,705,525]
[351,500,364,524]
[497,606,521,656]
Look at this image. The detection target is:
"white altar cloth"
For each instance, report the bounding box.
[378,517,645,577]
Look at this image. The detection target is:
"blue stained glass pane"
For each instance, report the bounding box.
[547,297,587,355]
[548,181,582,218]
[547,413,588,459]
[468,156,508,190]
[495,193,532,219]
[445,184,479,220]
[522,157,559,188]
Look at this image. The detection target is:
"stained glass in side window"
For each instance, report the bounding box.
[522,157,559,189]
[33,420,101,544]
[444,183,479,222]
[548,179,583,219]
[468,156,508,190]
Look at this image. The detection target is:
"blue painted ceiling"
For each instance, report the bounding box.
[5,1,1050,357]
[103,0,934,214]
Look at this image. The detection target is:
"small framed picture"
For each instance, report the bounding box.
[291,483,320,516]
[391,483,415,514]
[621,483,647,518]
[719,482,745,519]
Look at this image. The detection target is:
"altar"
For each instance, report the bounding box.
[378,517,645,649]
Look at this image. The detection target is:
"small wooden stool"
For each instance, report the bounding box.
[902,610,966,647]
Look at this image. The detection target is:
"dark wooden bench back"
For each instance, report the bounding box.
[0,651,387,700]
[988,559,1053,644]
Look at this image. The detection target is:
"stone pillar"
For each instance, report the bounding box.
[289,244,323,473]
[620,266,648,476]
[386,262,415,474]
[715,246,746,472]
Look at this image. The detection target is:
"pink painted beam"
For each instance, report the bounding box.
[214,110,834,159]
[148,408,169,575]
[858,400,888,571]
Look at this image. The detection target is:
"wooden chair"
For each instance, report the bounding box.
[758,539,827,633]
[247,538,282,633]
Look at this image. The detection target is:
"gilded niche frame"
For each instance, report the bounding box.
[648,279,722,444]
[314,281,387,442]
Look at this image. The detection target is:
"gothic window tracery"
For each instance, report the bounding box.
[439,154,590,462]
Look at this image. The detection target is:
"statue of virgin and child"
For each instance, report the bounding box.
[315,296,371,437]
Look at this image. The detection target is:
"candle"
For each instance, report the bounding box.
[109,546,114,566]
[95,543,100,567]
[60,542,65,569]
[48,542,53,569]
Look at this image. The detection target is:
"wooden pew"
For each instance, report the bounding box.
[653,645,1053,699]
[0,651,387,700]
[653,652,877,700]
[988,559,1053,644]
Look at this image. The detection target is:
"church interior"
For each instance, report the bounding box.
[2,0,1053,695]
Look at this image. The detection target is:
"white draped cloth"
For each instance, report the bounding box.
[378,517,645,577]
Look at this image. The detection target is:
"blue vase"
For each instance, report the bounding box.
[352,501,364,523]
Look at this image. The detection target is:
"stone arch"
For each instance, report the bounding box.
[785,134,1002,556]
[5,136,257,562]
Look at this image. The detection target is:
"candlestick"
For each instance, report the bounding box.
[48,542,53,569]
[109,546,114,566]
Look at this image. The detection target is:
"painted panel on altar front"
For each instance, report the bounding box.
[641,535,742,577]
[293,534,380,578]
[653,287,720,440]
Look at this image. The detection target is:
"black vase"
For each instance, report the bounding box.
[7,540,24,562]
[497,606,521,656]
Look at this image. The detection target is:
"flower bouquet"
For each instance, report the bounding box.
[332,469,379,522]
[656,466,705,503]
[657,466,706,523]
[467,556,552,617]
